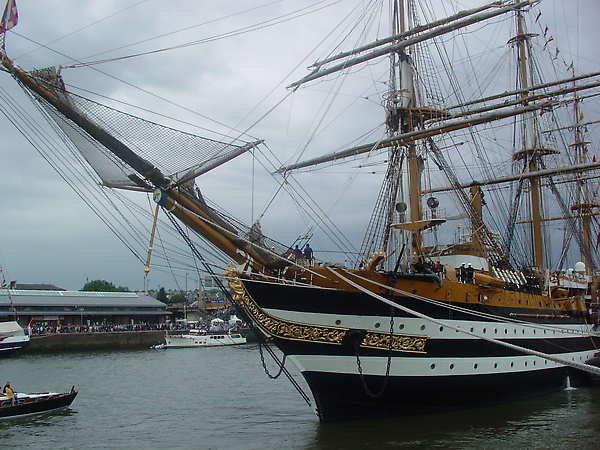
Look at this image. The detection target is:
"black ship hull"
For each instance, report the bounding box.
[235,277,598,422]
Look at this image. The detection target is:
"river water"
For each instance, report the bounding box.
[2,344,600,449]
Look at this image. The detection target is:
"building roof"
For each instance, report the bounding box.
[15,283,66,291]
[0,289,166,308]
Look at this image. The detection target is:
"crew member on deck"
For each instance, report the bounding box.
[457,263,466,282]
[465,263,475,284]
[303,243,314,261]
[293,245,303,260]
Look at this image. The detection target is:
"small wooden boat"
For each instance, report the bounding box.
[0,387,77,418]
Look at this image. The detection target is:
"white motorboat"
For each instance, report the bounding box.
[0,321,30,357]
[157,329,246,348]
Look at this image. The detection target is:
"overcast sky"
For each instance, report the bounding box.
[0,0,598,292]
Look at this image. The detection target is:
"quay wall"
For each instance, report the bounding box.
[23,329,258,353]
[24,331,166,353]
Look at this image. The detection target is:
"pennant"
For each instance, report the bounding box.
[579,111,585,122]
[542,36,553,51]
[544,26,548,37]
[25,318,33,336]
[0,0,17,34]
[596,230,600,250]
[554,48,560,60]
[535,11,542,23]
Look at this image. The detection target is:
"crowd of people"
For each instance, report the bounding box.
[28,322,191,335]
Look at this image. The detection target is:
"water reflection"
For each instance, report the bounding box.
[311,387,600,449]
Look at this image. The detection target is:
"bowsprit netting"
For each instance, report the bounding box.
[20,66,254,189]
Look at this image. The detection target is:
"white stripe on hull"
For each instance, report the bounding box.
[264,308,595,339]
[289,350,597,377]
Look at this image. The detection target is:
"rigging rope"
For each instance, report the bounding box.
[164,210,312,407]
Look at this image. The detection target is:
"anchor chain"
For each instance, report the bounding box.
[258,340,287,379]
[356,307,395,398]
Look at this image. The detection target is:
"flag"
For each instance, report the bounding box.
[0,0,18,34]
[542,36,553,51]
[24,318,33,336]
[596,231,600,250]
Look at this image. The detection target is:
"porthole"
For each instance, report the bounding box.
[374,322,381,328]
[482,328,487,334]
[420,324,426,331]
[449,363,454,369]
[399,324,405,330]
[335,319,341,325]
[510,362,514,368]
[439,326,444,332]
[474,363,478,369]
[470,327,474,332]
[493,363,498,369]
[524,361,528,367]
[430,364,436,369]
[494,329,498,334]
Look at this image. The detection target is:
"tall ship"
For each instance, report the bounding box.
[1,1,600,421]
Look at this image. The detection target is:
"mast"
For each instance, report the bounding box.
[401,1,423,260]
[569,67,599,274]
[510,9,555,269]
[387,0,423,261]
[380,0,403,256]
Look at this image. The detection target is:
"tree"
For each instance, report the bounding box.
[81,280,130,292]
[155,287,168,303]
[168,293,188,304]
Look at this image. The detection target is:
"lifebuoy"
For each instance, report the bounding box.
[549,274,558,283]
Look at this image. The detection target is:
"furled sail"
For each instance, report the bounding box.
[19,66,258,190]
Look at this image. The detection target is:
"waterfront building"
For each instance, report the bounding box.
[0,289,169,327]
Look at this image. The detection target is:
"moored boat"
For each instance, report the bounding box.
[0,387,77,419]
[0,321,30,357]
[159,329,247,348]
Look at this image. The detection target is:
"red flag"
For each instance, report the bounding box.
[0,0,18,34]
